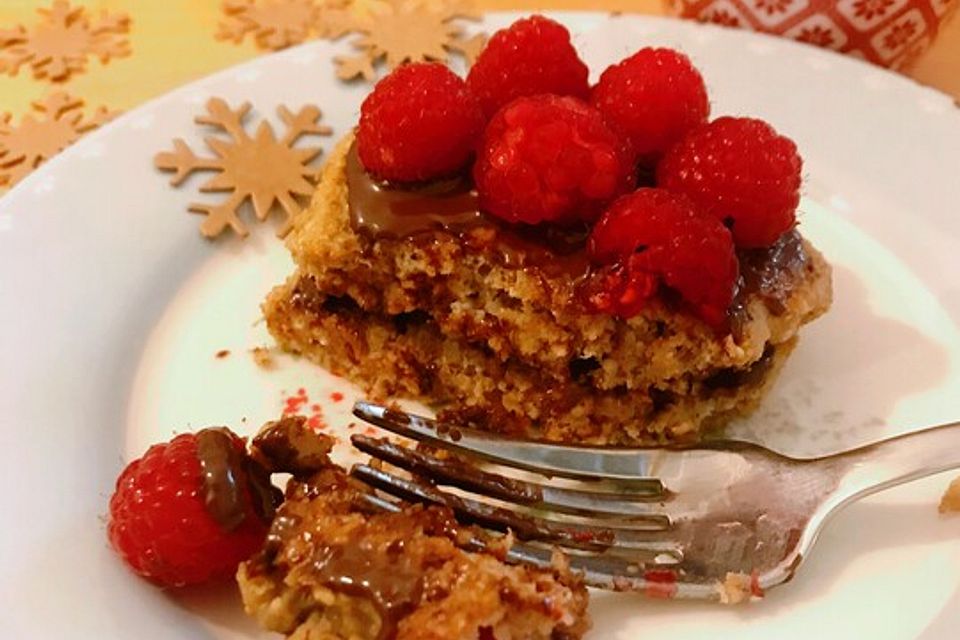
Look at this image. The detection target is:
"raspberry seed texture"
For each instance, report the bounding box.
[591,47,710,164]
[358,62,485,182]
[473,95,635,225]
[587,188,738,325]
[657,116,802,248]
[467,15,590,118]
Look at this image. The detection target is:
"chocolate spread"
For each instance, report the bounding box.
[728,230,809,334]
[736,229,808,312]
[345,141,810,316]
[311,506,464,639]
[313,540,424,639]
[250,415,333,476]
[195,427,277,529]
[346,142,591,280]
[346,141,483,236]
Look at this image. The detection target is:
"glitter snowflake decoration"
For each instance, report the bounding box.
[0,0,130,82]
[154,98,332,239]
[217,0,355,50]
[335,0,485,81]
[0,92,113,190]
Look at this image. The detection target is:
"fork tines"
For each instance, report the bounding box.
[348,402,701,594]
[352,400,667,488]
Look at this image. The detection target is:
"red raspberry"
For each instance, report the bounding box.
[357,62,484,182]
[466,15,589,118]
[591,48,709,164]
[473,95,634,225]
[586,188,738,325]
[657,117,802,248]
[107,428,274,588]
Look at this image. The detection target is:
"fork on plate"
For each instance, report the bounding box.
[347,400,960,601]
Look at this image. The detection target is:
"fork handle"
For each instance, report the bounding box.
[830,420,960,502]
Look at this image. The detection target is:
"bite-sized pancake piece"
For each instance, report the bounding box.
[238,421,590,639]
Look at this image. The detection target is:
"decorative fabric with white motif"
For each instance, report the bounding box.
[667,0,957,69]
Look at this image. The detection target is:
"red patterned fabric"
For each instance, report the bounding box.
[666,0,957,68]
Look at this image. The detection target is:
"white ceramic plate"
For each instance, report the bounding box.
[2,11,960,639]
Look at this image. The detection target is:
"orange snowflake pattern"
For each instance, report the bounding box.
[217,0,355,50]
[0,92,114,190]
[0,0,130,82]
[335,0,485,81]
[154,98,332,239]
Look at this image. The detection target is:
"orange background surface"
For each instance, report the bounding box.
[0,0,956,121]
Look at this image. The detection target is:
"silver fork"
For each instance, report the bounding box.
[348,400,960,602]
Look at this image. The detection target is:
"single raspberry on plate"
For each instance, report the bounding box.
[473,95,634,224]
[591,47,709,164]
[107,428,275,588]
[466,15,589,118]
[586,188,738,325]
[657,116,802,248]
[357,62,484,182]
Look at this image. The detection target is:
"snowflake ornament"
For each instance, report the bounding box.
[154,98,332,239]
[217,0,355,50]
[0,0,130,82]
[335,0,486,81]
[0,92,113,190]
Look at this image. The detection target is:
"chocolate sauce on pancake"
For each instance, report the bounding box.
[308,507,464,639]
[737,229,808,312]
[346,141,483,236]
[345,141,808,315]
[728,230,808,336]
[312,540,424,640]
[346,142,591,279]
